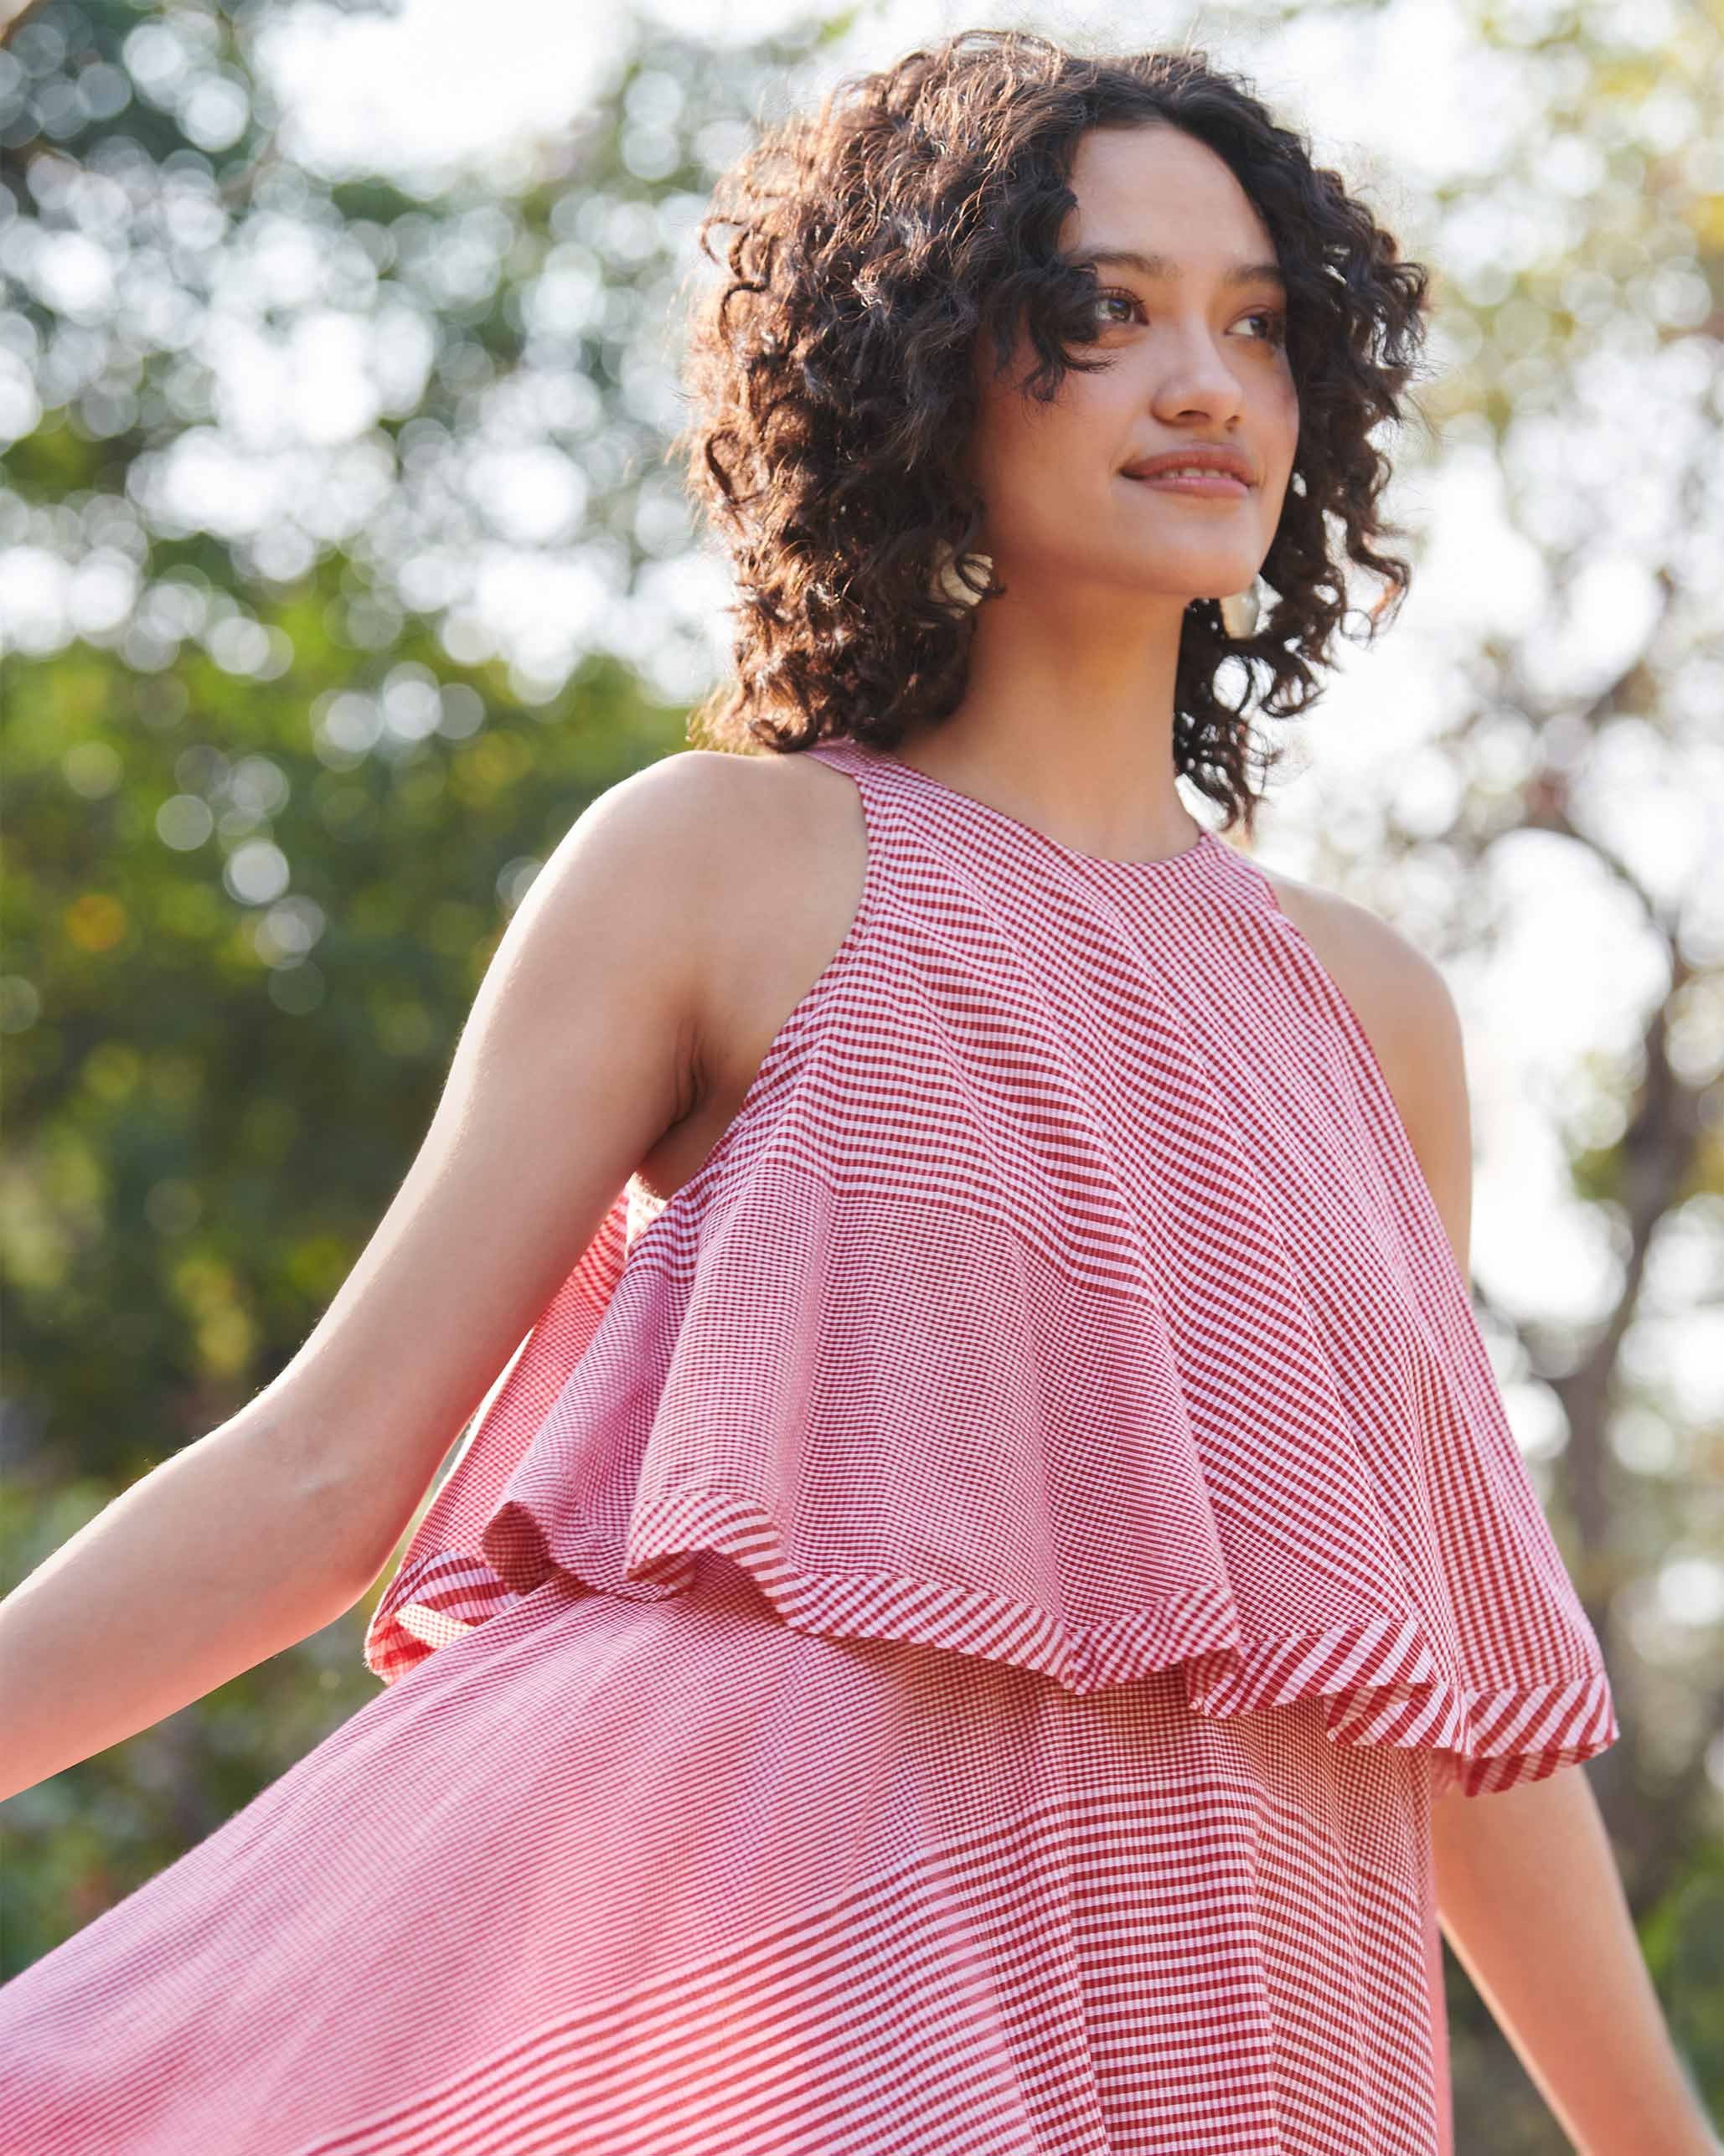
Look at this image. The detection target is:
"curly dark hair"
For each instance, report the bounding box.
[668,28,1435,838]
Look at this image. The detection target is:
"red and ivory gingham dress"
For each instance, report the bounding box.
[2,739,1618,2155]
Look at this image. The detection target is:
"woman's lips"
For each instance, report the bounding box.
[1122,471,1251,498]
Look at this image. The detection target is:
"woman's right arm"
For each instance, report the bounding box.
[0,750,746,1803]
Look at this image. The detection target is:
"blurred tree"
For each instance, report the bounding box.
[0,0,852,1973]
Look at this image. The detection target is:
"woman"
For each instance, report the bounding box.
[2,28,1711,2156]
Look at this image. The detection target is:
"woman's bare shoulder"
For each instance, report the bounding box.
[1253,859,1458,1056]
[1257,856,1473,1278]
[621,746,871,1202]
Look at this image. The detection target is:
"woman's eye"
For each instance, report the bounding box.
[1092,289,1142,327]
[1092,289,1288,350]
[1242,307,1290,349]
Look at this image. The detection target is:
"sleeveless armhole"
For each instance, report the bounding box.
[623,745,880,1263]
[362,745,881,1681]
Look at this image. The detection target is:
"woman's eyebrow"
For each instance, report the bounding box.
[1074,246,1288,294]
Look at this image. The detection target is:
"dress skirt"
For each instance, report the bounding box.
[0,1552,1451,2156]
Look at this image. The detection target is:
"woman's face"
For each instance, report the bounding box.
[965,121,1298,612]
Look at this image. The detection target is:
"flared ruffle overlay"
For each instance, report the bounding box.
[367,740,1617,1802]
[2,1559,1451,2155]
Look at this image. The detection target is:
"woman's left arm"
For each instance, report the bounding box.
[1431,1768,1718,2155]
[1357,921,1716,2152]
